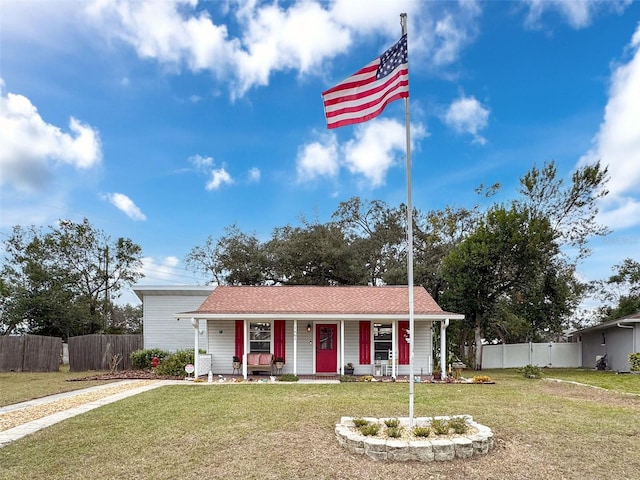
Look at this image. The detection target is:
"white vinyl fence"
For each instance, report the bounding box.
[482,342,581,369]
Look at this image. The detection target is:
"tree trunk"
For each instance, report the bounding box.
[474,324,483,370]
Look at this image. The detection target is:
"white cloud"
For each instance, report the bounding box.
[139,255,181,282]
[343,119,408,187]
[443,95,490,145]
[248,167,261,183]
[523,0,631,29]
[206,168,233,190]
[297,119,426,187]
[0,80,102,191]
[189,154,214,170]
[296,134,339,182]
[105,192,147,221]
[82,1,481,99]
[579,23,640,230]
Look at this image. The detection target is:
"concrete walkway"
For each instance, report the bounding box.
[0,380,176,448]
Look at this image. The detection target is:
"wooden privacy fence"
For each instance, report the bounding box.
[68,334,143,372]
[0,335,62,372]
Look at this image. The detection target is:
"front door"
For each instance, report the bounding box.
[316,324,337,373]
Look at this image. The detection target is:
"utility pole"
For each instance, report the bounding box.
[104,246,109,332]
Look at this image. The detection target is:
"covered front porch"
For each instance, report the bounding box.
[189,316,459,380]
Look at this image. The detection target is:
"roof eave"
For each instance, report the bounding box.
[175,312,464,321]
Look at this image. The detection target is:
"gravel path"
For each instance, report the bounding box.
[0,380,160,432]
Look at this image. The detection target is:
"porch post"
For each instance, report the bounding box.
[340,320,345,375]
[191,317,199,378]
[392,321,397,378]
[440,319,449,380]
[293,320,298,376]
[243,320,248,379]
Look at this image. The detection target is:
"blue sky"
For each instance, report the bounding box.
[1,0,639,309]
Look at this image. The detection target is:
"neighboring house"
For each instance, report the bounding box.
[133,285,215,352]
[570,311,640,372]
[176,285,463,378]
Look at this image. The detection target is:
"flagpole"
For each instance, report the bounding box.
[400,13,415,428]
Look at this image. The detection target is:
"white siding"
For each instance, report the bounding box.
[206,320,237,374]
[143,294,210,352]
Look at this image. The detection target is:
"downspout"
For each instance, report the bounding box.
[440,319,449,380]
[191,317,199,378]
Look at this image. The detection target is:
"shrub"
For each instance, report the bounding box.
[340,375,358,382]
[629,353,640,372]
[130,348,170,370]
[519,364,543,379]
[155,349,195,377]
[472,375,492,383]
[359,424,380,436]
[449,417,469,434]
[430,419,449,435]
[413,426,431,437]
[384,418,400,428]
[386,427,402,438]
[352,418,369,428]
[278,374,299,382]
[358,375,373,382]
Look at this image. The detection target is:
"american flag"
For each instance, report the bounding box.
[322,34,408,129]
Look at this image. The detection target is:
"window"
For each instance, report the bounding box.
[250,322,271,352]
[373,323,392,361]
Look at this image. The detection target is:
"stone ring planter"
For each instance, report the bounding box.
[335,415,494,462]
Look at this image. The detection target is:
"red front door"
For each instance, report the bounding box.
[316,324,337,373]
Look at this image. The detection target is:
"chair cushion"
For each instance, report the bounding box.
[247,353,261,365]
[259,353,273,365]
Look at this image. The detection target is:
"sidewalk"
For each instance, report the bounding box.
[0,380,175,448]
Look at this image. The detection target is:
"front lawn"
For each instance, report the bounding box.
[0,366,113,407]
[0,370,638,479]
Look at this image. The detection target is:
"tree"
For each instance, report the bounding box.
[185,224,268,285]
[441,206,569,368]
[593,258,640,320]
[108,304,143,334]
[516,160,609,261]
[0,219,144,339]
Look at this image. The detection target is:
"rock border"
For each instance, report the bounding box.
[335,415,494,462]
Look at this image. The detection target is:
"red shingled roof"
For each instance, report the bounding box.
[195,285,455,316]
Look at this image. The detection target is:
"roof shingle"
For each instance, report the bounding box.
[195,285,452,316]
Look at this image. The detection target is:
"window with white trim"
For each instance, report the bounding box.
[250,322,271,352]
[373,323,392,360]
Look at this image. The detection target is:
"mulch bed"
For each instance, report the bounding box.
[67,370,182,382]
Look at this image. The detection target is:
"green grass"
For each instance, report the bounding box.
[535,368,640,394]
[0,366,113,407]
[1,370,639,479]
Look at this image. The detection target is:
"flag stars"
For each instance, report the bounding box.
[376,35,408,80]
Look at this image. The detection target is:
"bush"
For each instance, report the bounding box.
[629,353,640,372]
[519,364,543,379]
[472,375,492,383]
[430,419,449,435]
[155,349,195,377]
[384,418,400,428]
[448,416,469,434]
[359,424,380,436]
[413,426,431,437]
[386,427,402,438]
[340,375,358,382]
[130,348,170,370]
[352,418,369,428]
[278,374,299,382]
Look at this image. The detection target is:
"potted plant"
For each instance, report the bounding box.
[432,363,442,381]
[232,355,242,371]
[274,356,285,369]
[344,363,354,375]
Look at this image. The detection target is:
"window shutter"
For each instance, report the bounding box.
[235,320,244,358]
[398,321,409,364]
[274,320,286,362]
[359,321,371,365]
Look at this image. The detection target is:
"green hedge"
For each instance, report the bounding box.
[629,352,640,372]
[155,349,196,377]
[130,348,170,370]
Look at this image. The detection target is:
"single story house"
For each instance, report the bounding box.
[569,311,640,372]
[134,285,215,352]
[171,285,464,379]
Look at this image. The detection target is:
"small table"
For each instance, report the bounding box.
[232,362,242,375]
